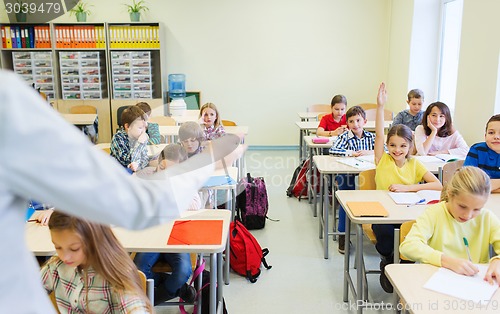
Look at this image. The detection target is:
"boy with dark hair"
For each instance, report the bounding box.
[392,89,424,131]
[329,105,376,253]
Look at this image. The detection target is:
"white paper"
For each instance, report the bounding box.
[388,190,441,205]
[413,156,443,163]
[424,265,498,304]
[355,155,375,164]
[336,157,373,170]
[433,154,464,162]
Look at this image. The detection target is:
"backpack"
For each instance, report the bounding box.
[236,173,269,230]
[229,220,272,283]
[286,159,319,200]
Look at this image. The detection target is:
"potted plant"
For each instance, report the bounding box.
[69,1,92,22]
[124,0,149,22]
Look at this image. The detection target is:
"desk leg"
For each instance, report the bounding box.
[319,172,324,239]
[356,224,363,314]
[343,215,351,302]
[308,147,313,205]
[217,252,224,309]
[323,174,329,259]
[225,189,234,285]
[210,253,217,314]
[299,129,304,160]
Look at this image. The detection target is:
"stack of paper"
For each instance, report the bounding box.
[388,190,441,205]
[424,265,498,303]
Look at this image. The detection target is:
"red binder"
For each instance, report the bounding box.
[167,220,223,245]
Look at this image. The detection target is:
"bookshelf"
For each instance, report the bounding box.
[0,22,165,143]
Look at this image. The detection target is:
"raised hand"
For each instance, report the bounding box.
[377,82,388,107]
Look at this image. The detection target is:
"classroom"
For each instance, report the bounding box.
[2,0,500,313]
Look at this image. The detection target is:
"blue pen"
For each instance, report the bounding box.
[407,198,426,207]
[463,237,472,262]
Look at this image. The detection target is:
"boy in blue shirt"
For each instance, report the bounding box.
[392,89,424,131]
[464,114,500,192]
[329,106,375,253]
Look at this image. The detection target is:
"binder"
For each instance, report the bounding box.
[20,27,26,48]
[44,25,51,48]
[1,26,6,48]
[11,26,17,48]
[28,26,35,48]
[5,26,12,48]
[167,220,223,245]
[15,26,21,48]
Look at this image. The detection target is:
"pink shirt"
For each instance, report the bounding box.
[414,125,469,157]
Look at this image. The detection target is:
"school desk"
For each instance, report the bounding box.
[295,121,392,161]
[95,142,167,158]
[171,110,200,125]
[385,263,500,314]
[313,155,446,259]
[26,209,230,314]
[297,111,321,121]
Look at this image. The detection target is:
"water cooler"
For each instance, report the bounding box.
[168,73,187,116]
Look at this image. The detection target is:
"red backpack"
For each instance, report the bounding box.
[286,159,320,200]
[229,220,271,283]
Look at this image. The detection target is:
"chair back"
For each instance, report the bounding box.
[116,105,130,128]
[149,116,176,126]
[394,220,416,262]
[364,108,393,121]
[137,270,155,302]
[221,119,237,126]
[317,113,328,121]
[70,105,97,114]
[358,169,376,190]
[358,103,377,111]
[440,159,465,185]
[308,104,330,113]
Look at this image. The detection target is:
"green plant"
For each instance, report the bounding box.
[69,1,92,16]
[124,0,149,13]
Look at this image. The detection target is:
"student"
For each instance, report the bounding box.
[0,69,244,313]
[316,94,348,137]
[464,114,500,192]
[400,167,500,283]
[134,144,199,305]
[329,105,376,254]
[392,89,424,131]
[374,83,442,293]
[199,102,226,140]
[414,102,469,157]
[41,211,153,313]
[110,106,150,172]
[179,121,205,157]
[136,102,161,145]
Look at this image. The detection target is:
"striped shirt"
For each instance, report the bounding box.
[146,122,161,145]
[41,259,150,313]
[329,129,375,156]
[464,142,500,179]
[110,129,149,170]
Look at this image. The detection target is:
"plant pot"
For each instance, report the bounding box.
[15,12,27,23]
[76,12,87,22]
[130,12,141,22]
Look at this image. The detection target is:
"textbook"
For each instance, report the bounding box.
[388,190,441,205]
[167,220,223,245]
[424,265,497,304]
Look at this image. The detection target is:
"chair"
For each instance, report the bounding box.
[116,105,130,128]
[70,105,97,114]
[138,270,155,303]
[393,220,416,264]
[358,103,377,111]
[308,104,330,113]
[439,159,465,185]
[221,119,237,126]
[317,113,328,121]
[364,108,394,121]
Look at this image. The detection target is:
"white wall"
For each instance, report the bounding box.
[0,0,392,146]
[454,0,500,144]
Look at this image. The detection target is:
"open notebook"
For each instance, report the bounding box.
[336,157,374,170]
[388,190,441,205]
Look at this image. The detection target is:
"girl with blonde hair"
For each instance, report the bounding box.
[199,102,226,140]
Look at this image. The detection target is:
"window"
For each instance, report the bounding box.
[437,0,464,113]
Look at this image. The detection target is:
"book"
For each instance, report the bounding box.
[167,220,223,245]
[346,201,388,217]
[388,190,441,205]
[424,265,497,304]
[433,153,464,162]
[203,175,236,188]
[336,157,374,170]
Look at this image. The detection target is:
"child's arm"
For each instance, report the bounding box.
[329,134,350,155]
[388,170,442,192]
[418,116,438,155]
[485,259,500,285]
[110,132,133,167]
[441,254,480,276]
[146,122,161,145]
[374,83,387,165]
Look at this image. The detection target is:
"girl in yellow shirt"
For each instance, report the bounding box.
[373,83,442,292]
[400,166,500,284]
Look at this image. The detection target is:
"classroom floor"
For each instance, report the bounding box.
[155,149,394,314]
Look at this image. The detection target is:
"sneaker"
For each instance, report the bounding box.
[379,257,394,293]
[178,283,196,303]
[338,235,345,254]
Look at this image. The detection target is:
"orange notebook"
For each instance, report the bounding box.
[346,201,388,217]
[167,220,223,245]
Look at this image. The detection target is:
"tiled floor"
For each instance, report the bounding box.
[156,150,394,313]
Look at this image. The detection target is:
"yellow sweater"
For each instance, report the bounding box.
[400,201,500,266]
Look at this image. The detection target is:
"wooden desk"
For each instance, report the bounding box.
[26,210,230,314]
[386,264,500,314]
[61,113,97,126]
[159,125,249,138]
[95,143,167,159]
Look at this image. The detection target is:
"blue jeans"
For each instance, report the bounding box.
[372,224,401,257]
[336,174,356,232]
[134,252,192,298]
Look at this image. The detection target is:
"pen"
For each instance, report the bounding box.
[406,199,426,207]
[27,219,38,223]
[463,237,472,262]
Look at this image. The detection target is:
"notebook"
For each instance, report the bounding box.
[203,175,236,188]
[336,157,374,170]
[388,190,441,205]
[346,201,388,217]
[167,220,223,245]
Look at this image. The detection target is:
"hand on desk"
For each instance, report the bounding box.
[485,259,500,285]
[441,254,479,277]
[352,150,372,157]
[388,184,411,192]
[32,209,54,226]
